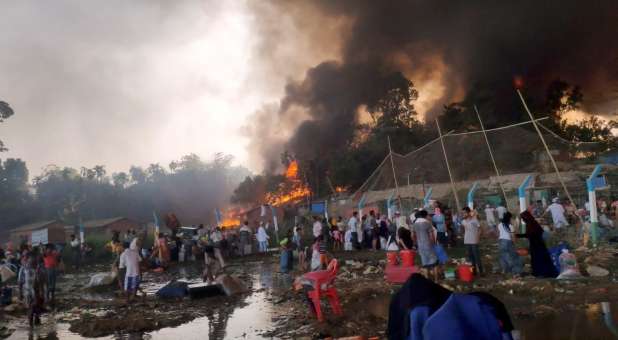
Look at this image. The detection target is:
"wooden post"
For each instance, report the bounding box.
[474,105,509,207]
[435,119,461,212]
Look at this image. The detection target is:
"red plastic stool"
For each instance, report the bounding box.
[303,259,343,321]
[386,252,398,265]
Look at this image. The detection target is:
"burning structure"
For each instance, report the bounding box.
[265,160,311,206]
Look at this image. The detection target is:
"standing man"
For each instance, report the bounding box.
[43,244,60,304]
[239,221,251,255]
[119,238,142,303]
[210,227,226,268]
[412,210,438,281]
[256,222,270,253]
[462,207,483,276]
[312,215,323,239]
[496,202,508,221]
[348,212,360,250]
[484,204,497,231]
[545,197,569,230]
[394,211,408,230]
[70,234,81,270]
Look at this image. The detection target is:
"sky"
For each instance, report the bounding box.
[1,1,615,178]
[0,0,339,176]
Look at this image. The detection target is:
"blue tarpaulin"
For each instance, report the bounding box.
[311,202,325,214]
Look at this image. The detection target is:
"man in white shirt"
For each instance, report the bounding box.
[347,212,359,250]
[462,207,483,275]
[256,222,269,253]
[312,216,323,238]
[119,238,142,303]
[545,197,569,229]
[496,203,507,221]
[484,204,497,229]
[394,211,408,230]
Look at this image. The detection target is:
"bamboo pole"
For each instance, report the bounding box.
[515,89,576,207]
[387,136,404,209]
[474,105,509,207]
[435,119,462,211]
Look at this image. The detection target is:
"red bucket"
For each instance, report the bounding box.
[400,250,415,267]
[386,252,398,266]
[457,264,474,282]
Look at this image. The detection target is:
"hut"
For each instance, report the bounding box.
[10,220,67,246]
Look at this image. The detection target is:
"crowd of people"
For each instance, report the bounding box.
[0,194,616,331]
[0,243,61,326]
[289,194,618,282]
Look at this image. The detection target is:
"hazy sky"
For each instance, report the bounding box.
[0,0,338,176]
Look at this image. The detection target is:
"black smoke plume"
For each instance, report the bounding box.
[249,0,618,171]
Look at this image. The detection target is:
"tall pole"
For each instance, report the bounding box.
[586,165,602,247]
[387,136,403,209]
[474,105,509,207]
[516,89,576,208]
[435,119,461,211]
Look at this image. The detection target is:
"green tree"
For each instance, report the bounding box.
[0,158,32,230]
[129,166,147,185]
[0,101,15,152]
[112,172,130,188]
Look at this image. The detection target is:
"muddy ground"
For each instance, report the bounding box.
[2,240,618,339]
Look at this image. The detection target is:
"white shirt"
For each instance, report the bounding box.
[70,239,80,248]
[396,215,408,230]
[462,217,480,245]
[211,231,223,243]
[546,203,568,226]
[313,221,323,238]
[498,223,513,241]
[496,206,507,220]
[119,249,141,277]
[256,226,269,242]
[347,216,358,232]
[484,207,497,225]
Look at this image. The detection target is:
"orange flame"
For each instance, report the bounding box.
[335,186,346,193]
[267,160,311,206]
[220,217,241,228]
[266,185,311,206]
[285,160,299,179]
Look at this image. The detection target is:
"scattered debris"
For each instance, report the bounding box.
[586,265,610,277]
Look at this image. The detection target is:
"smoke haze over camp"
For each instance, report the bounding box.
[1,0,617,175]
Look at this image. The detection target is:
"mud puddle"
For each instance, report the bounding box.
[4,262,288,340]
[516,303,618,340]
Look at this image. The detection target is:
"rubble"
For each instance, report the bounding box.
[586,265,610,277]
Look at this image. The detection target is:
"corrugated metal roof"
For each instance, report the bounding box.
[11,220,61,232]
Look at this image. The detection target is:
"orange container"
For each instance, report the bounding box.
[386,252,398,266]
[400,250,415,267]
[457,264,474,282]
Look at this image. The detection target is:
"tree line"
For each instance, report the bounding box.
[0,153,250,233]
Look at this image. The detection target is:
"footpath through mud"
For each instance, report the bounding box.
[2,245,618,339]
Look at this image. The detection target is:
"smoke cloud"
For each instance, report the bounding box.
[248,0,618,170]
